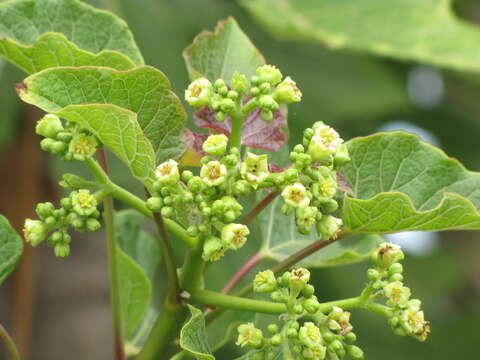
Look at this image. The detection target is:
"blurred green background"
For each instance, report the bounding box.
[1,0,480,359]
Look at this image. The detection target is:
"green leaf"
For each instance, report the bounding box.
[17,66,187,162]
[0,215,23,285]
[57,104,156,189]
[341,131,480,233]
[0,32,136,73]
[183,17,265,83]
[257,196,382,267]
[241,0,480,72]
[117,247,152,339]
[0,0,143,67]
[180,305,215,360]
[207,309,255,352]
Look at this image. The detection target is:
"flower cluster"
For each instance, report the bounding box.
[23,189,102,258]
[237,268,363,360]
[36,114,99,161]
[185,64,302,122]
[368,243,430,341]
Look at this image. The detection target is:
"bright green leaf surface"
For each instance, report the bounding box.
[341,131,480,233]
[0,215,23,285]
[183,17,265,83]
[180,305,215,360]
[0,0,143,66]
[0,32,135,73]
[117,247,152,339]
[242,0,480,72]
[258,196,382,267]
[18,66,187,162]
[55,104,156,189]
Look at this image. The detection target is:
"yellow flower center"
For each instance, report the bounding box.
[78,193,94,208]
[208,165,221,179]
[73,136,95,155]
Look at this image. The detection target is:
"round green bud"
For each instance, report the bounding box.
[160,187,171,197]
[36,202,55,219]
[256,65,282,86]
[372,243,405,269]
[271,334,282,346]
[231,72,248,94]
[163,196,174,206]
[329,339,343,352]
[267,324,279,334]
[185,78,213,107]
[56,131,72,142]
[54,243,70,258]
[250,76,260,86]
[260,108,273,122]
[227,90,239,100]
[181,170,194,182]
[286,327,298,338]
[270,291,284,302]
[304,298,320,314]
[70,216,85,231]
[284,168,299,183]
[389,263,404,275]
[36,114,64,138]
[294,304,304,314]
[86,218,101,232]
[161,206,173,218]
[214,78,226,90]
[367,268,380,281]
[259,95,278,110]
[219,86,229,96]
[233,180,253,195]
[316,215,342,240]
[250,87,260,97]
[220,98,236,113]
[293,144,305,153]
[60,197,73,211]
[224,154,238,167]
[273,76,302,104]
[188,177,204,193]
[302,348,314,360]
[389,273,404,282]
[347,345,364,360]
[216,111,227,122]
[259,82,272,94]
[333,143,351,168]
[344,332,357,343]
[203,134,229,157]
[146,197,163,212]
[320,198,338,213]
[44,216,56,227]
[323,331,335,343]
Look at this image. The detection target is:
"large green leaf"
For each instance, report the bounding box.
[257,196,382,267]
[0,0,143,67]
[117,247,152,339]
[241,0,480,72]
[180,305,215,360]
[0,32,135,73]
[55,104,156,189]
[17,66,187,162]
[183,17,265,83]
[0,215,23,285]
[341,131,480,233]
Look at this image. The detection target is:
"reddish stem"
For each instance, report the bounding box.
[241,191,279,225]
[221,252,263,294]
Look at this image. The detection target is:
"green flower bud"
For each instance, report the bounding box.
[202,134,228,157]
[289,267,311,292]
[146,197,163,212]
[284,168,299,183]
[220,98,236,113]
[372,243,405,269]
[36,202,55,219]
[316,215,342,240]
[56,131,72,142]
[71,190,98,217]
[253,270,277,293]
[389,263,404,275]
[298,322,322,349]
[384,281,411,307]
[270,334,282,346]
[161,206,173,218]
[23,219,47,246]
[188,177,204,193]
[44,216,56,227]
[155,159,180,185]
[270,290,285,302]
[311,346,327,360]
[295,206,318,234]
[308,122,343,162]
[54,243,70,258]
[69,133,99,160]
[333,143,350,167]
[219,85,228,96]
[267,324,279,334]
[250,86,260,97]
[240,152,270,189]
[260,108,273,122]
[259,95,278,111]
[185,78,213,107]
[181,170,194,183]
[222,223,250,250]
[320,199,338,214]
[259,82,271,94]
[273,76,302,103]
[236,323,263,348]
[202,236,225,262]
[282,183,310,208]
[200,161,227,186]
[345,332,357,343]
[286,327,298,338]
[36,114,64,138]
[256,64,282,86]
[302,284,315,298]
[389,273,404,282]
[346,345,364,360]
[60,197,73,211]
[304,297,320,314]
[367,268,380,281]
[86,218,101,232]
[227,90,239,100]
[214,78,226,90]
[231,72,248,94]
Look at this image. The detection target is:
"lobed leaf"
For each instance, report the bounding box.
[0,0,143,67]
[0,215,23,285]
[180,305,215,360]
[17,66,187,163]
[117,247,152,339]
[341,131,480,233]
[241,0,480,72]
[183,17,265,83]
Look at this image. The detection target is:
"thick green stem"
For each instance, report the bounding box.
[95,150,125,360]
[0,323,20,360]
[137,299,189,360]
[180,246,206,292]
[230,111,244,150]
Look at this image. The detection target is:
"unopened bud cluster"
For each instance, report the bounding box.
[368,243,430,341]
[23,189,102,258]
[185,64,302,123]
[237,268,362,360]
[36,114,99,161]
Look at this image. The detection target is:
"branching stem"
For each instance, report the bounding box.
[241,191,280,225]
[0,323,20,360]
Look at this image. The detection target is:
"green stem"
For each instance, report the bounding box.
[95,150,125,360]
[0,323,20,360]
[138,299,189,360]
[230,110,244,150]
[180,245,206,292]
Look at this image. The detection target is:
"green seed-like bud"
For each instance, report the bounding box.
[222,223,250,250]
[267,324,279,334]
[270,290,284,302]
[389,273,404,282]
[54,243,70,258]
[250,87,260,97]
[389,263,404,275]
[259,95,278,111]
[146,197,163,212]
[155,159,180,185]
[220,98,236,113]
[304,298,320,314]
[345,332,357,343]
[372,243,405,269]
[60,198,73,211]
[321,198,338,213]
[270,334,282,346]
[202,236,225,262]
[36,114,64,138]
[71,190,98,217]
[202,134,229,157]
[302,284,315,298]
[286,327,298,338]
[240,152,270,189]
[86,218,101,232]
[236,323,263,348]
[316,215,342,240]
[253,270,277,293]
[298,322,322,349]
[231,72,248,94]
[161,206,173,218]
[260,108,273,122]
[185,78,213,107]
[188,177,204,193]
[256,64,282,86]
[44,216,56,227]
[273,76,302,104]
[347,345,364,360]
[36,202,55,219]
[23,219,47,246]
[181,170,194,182]
[367,268,380,281]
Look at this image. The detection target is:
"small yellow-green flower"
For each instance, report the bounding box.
[328,306,353,335]
[273,76,302,103]
[374,242,405,268]
[253,270,277,293]
[221,223,250,250]
[35,114,64,138]
[316,215,342,240]
[23,219,47,246]
[202,134,229,157]
[290,267,311,290]
[71,190,97,217]
[282,183,310,208]
[313,177,337,199]
[298,322,322,349]
[69,133,99,160]
[256,64,282,85]
[400,306,429,339]
[185,78,213,107]
[240,152,270,189]
[202,236,225,262]
[155,159,180,185]
[200,160,227,186]
[384,281,411,307]
[308,122,343,162]
[236,323,263,348]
